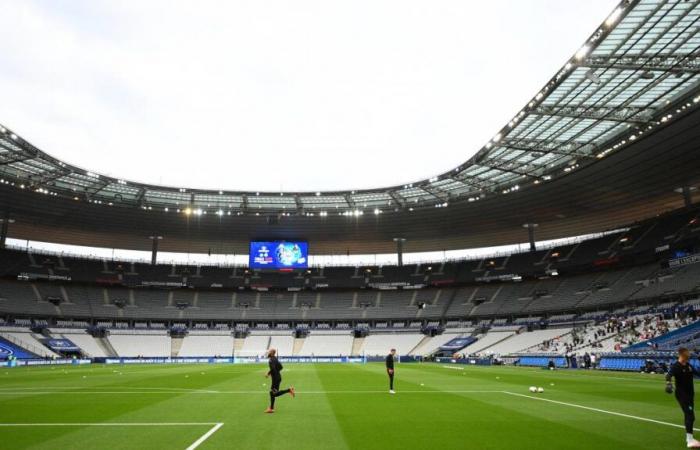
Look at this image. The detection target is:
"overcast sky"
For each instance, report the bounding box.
[0,0,617,192]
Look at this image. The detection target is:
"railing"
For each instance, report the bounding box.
[0,332,49,357]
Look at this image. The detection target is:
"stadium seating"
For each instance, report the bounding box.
[0,205,698,363]
[0,330,58,358]
[518,356,566,368]
[360,332,426,357]
[296,332,354,356]
[460,331,517,355]
[238,335,271,357]
[177,335,234,357]
[482,328,573,356]
[107,333,171,357]
[56,330,107,358]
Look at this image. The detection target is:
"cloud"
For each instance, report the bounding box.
[0,0,617,191]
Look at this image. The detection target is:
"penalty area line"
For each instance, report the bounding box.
[502,391,700,432]
[186,423,224,450]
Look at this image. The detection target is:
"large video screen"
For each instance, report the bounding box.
[249,241,308,269]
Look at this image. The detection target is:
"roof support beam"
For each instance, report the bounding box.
[294,195,304,214]
[533,105,656,125]
[0,154,35,166]
[420,185,449,202]
[344,194,356,209]
[477,160,536,178]
[134,187,147,207]
[580,54,700,74]
[499,139,597,159]
[26,168,71,186]
[84,178,110,200]
[241,194,249,213]
[388,191,405,209]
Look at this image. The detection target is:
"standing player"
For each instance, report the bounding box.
[666,347,700,448]
[265,348,295,413]
[386,348,396,394]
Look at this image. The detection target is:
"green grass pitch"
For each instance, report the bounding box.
[0,362,690,449]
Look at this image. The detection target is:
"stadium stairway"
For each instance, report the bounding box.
[171,336,184,357]
[351,336,365,356]
[96,337,118,357]
[292,337,305,356]
[233,337,245,355]
[474,332,519,355]
[410,335,431,355]
[519,329,575,353]
[438,289,461,321]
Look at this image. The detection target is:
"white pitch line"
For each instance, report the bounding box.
[186,423,224,450]
[502,391,700,432]
[0,423,220,427]
[0,387,216,392]
[0,389,502,395]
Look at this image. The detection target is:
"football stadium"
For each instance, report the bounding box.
[2,0,700,448]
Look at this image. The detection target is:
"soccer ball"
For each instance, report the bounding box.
[537,387,544,393]
[529,386,537,393]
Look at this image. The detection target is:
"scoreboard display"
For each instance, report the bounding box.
[249,241,308,270]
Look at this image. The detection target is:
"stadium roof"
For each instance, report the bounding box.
[0,0,699,217]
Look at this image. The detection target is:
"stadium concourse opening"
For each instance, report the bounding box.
[2,0,700,449]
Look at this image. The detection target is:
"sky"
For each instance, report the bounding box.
[0,0,617,192]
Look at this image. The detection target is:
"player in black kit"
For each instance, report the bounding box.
[386,348,396,394]
[265,348,295,413]
[666,347,700,448]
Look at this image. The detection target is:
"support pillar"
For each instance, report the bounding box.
[393,238,406,267]
[682,186,694,208]
[149,236,163,265]
[0,212,13,249]
[522,223,538,252]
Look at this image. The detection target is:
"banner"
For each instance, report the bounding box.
[17,272,71,281]
[45,339,80,352]
[9,359,91,367]
[669,253,700,268]
[102,356,365,364]
[440,337,477,351]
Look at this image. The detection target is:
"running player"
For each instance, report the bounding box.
[265,348,295,413]
[666,347,700,448]
[386,348,396,394]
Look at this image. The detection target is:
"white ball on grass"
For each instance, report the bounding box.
[529,386,537,393]
[537,387,544,393]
